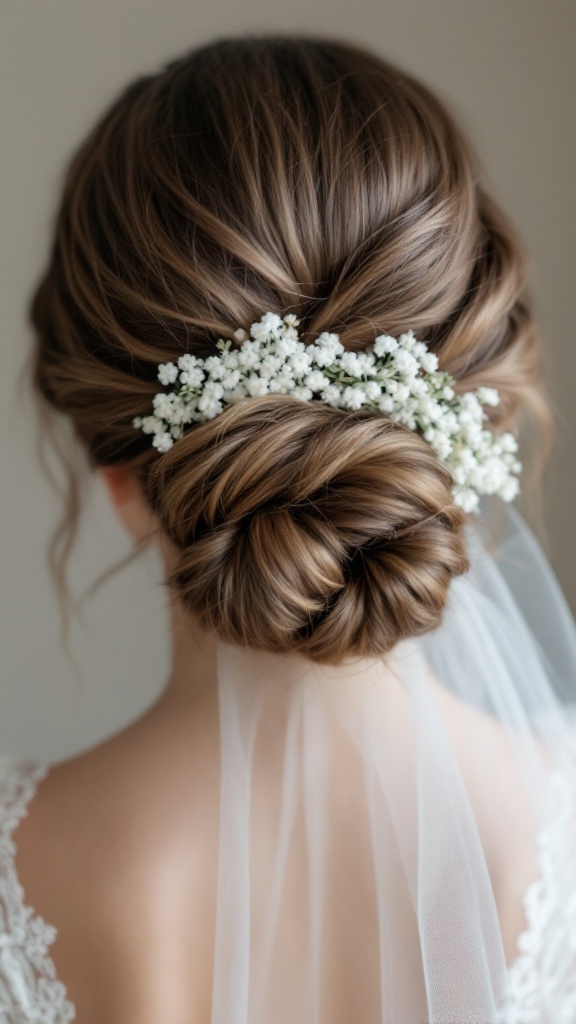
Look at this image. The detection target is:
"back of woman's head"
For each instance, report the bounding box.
[30,35,546,663]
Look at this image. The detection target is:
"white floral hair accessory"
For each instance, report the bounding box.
[133,312,521,514]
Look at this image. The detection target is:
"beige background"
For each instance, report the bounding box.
[1,0,575,761]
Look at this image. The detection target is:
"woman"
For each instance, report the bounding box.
[1,35,575,1023]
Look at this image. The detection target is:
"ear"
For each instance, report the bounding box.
[97,466,160,545]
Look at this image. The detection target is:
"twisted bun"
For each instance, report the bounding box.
[145,397,468,662]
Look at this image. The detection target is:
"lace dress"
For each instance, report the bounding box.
[0,754,574,1024]
[0,758,74,1024]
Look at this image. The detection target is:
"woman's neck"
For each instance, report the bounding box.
[152,597,219,715]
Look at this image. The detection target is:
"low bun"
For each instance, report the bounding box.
[145,397,469,663]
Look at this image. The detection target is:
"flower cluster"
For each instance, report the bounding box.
[133,312,522,513]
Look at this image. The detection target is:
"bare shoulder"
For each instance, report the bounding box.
[11,695,220,1023]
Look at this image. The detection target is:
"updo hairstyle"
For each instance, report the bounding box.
[30,37,546,663]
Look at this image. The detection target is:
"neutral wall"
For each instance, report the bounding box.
[1,0,575,760]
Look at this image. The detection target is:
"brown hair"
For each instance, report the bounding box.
[30,36,547,663]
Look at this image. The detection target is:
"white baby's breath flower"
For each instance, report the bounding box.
[398,330,416,351]
[157,362,179,386]
[259,355,284,378]
[339,352,363,378]
[341,386,367,409]
[179,367,205,388]
[477,387,500,407]
[461,391,482,412]
[451,465,468,487]
[263,311,284,333]
[432,434,453,460]
[274,337,300,359]
[269,371,296,392]
[373,334,399,357]
[251,312,283,341]
[308,339,343,367]
[396,408,417,430]
[393,349,419,378]
[440,410,459,434]
[420,353,439,373]
[458,408,476,428]
[500,477,520,502]
[222,351,240,370]
[245,375,270,397]
[292,385,314,402]
[453,488,480,514]
[464,424,484,447]
[203,399,224,419]
[177,353,198,371]
[152,393,175,419]
[248,324,268,344]
[204,356,226,380]
[500,433,519,454]
[221,369,241,389]
[409,378,428,398]
[412,341,428,361]
[395,385,411,403]
[136,415,161,434]
[183,401,199,424]
[238,343,262,369]
[314,333,344,363]
[175,401,194,426]
[355,352,376,375]
[378,395,395,414]
[202,381,224,399]
[317,332,344,354]
[289,352,313,376]
[198,382,224,411]
[308,345,332,368]
[364,381,382,401]
[304,370,330,392]
[223,385,249,404]
[456,446,479,469]
[152,432,174,453]
[320,384,342,406]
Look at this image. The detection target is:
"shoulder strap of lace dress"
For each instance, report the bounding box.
[0,754,76,1023]
[0,756,49,846]
[502,768,576,1021]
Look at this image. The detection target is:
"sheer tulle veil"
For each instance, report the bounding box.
[211,499,576,1023]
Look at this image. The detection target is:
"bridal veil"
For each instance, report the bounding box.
[211,500,576,1023]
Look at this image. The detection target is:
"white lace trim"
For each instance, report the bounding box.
[0,757,76,1023]
[502,770,576,1024]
